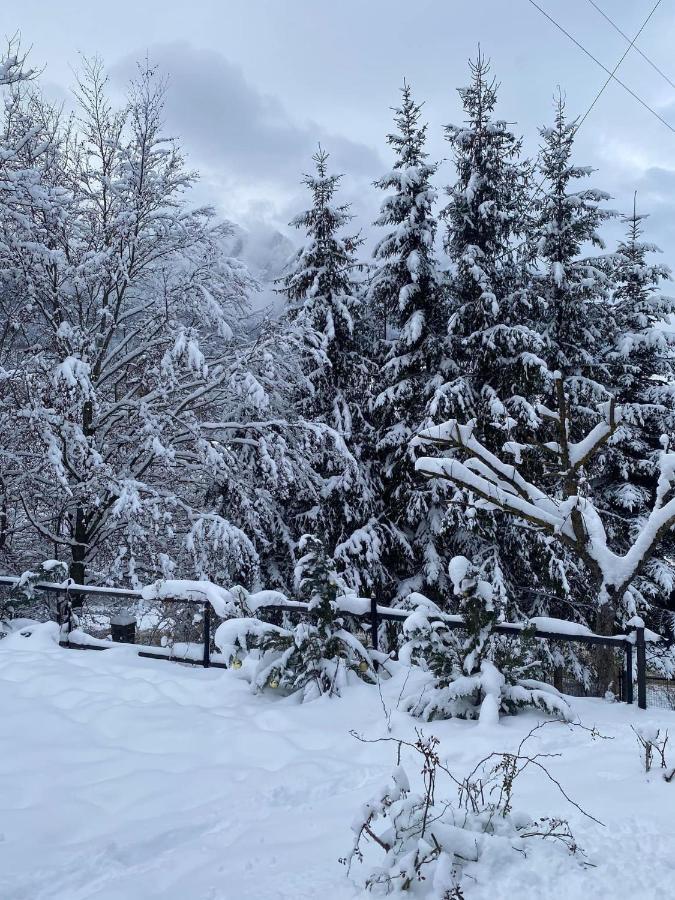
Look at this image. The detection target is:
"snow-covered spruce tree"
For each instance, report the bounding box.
[399,556,569,722]
[534,95,614,389]
[0,59,256,588]
[595,202,675,632]
[529,99,675,660]
[215,535,376,701]
[437,52,544,612]
[278,148,384,596]
[369,83,451,602]
[517,94,617,631]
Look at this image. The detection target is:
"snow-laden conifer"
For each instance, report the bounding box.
[437,53,542,612]
[399,556,570,721]
[278,149,381,595]
[369,83,450,600]
[215,535,376,700]
[597,203,675,630]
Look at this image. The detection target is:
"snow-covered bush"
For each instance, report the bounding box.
[215,536,376,701]
[345,726,594,896]
[399,557,571,723]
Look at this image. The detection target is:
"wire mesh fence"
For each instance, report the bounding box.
[646,677,675,711]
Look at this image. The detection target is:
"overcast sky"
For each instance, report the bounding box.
[10,0,675,264]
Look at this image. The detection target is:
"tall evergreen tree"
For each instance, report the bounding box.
[441,53,540,441]
[438,52,542,608]
[535,95,614,410]
[526,94,616,626]
[278,149,381,595]
[369,83,450,600]
[597,201,675,629]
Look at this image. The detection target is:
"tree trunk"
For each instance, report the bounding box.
[594,590,620,696]
[0,479,7,550]
[69,505,87,610]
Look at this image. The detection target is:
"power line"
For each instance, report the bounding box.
[491,1,663,263]
[575,0,663,133]
[524,0,675,136]
[585,0,675,93]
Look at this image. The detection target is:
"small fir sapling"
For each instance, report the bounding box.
[215,536,376,701]
[399,556,571,723]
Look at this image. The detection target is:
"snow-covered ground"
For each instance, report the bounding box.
[0,625,674,900]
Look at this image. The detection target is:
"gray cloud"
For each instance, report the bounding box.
[111,43,381,222]
[15,0,675,266]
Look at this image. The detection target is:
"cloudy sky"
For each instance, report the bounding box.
[10,0,675,265]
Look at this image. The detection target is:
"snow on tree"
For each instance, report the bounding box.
[0,59,256,587]
[368,82,451,602]
[399,556,570,722]
[597,201,675,632]
[278,148,382,596]
[0,37,36,87]
[0,44,76,577]
[214,535,376,701]
[533,93,614,392]
[528,99,675,656]
[501,93,619,637]
[441,51,539,439]
[436,52,544,615]
[200,318,331,593]
[414,402,675,692]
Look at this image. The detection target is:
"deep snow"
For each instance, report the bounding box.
[0,624,674,899]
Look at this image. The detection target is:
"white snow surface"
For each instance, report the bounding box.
[1,624,674,899]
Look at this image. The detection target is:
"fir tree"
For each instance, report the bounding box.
[534,94,614,410]
[399,556,570,722]
[597,201,675,629]
[441,52,540,441]
[438,52,542,610]
[215,535,375,701]
[278,148,381,596]
[520,94,616,628]
[369,83,450,601]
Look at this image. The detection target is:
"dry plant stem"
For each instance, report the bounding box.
[632,726,670,772]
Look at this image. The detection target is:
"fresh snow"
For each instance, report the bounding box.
[1,628,674,899]
[141,580,239,619]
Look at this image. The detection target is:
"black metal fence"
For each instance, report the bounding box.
[646,677,675,710]
[0,575,664,710]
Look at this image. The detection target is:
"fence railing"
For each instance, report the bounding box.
[0,575,660,709]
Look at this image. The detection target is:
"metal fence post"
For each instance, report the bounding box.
[369,597,379,651]
[370,597,380,671]
[625,639,634,705]
[57,583,73,647]
[636,625,647,710]
[202,602,211,668]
